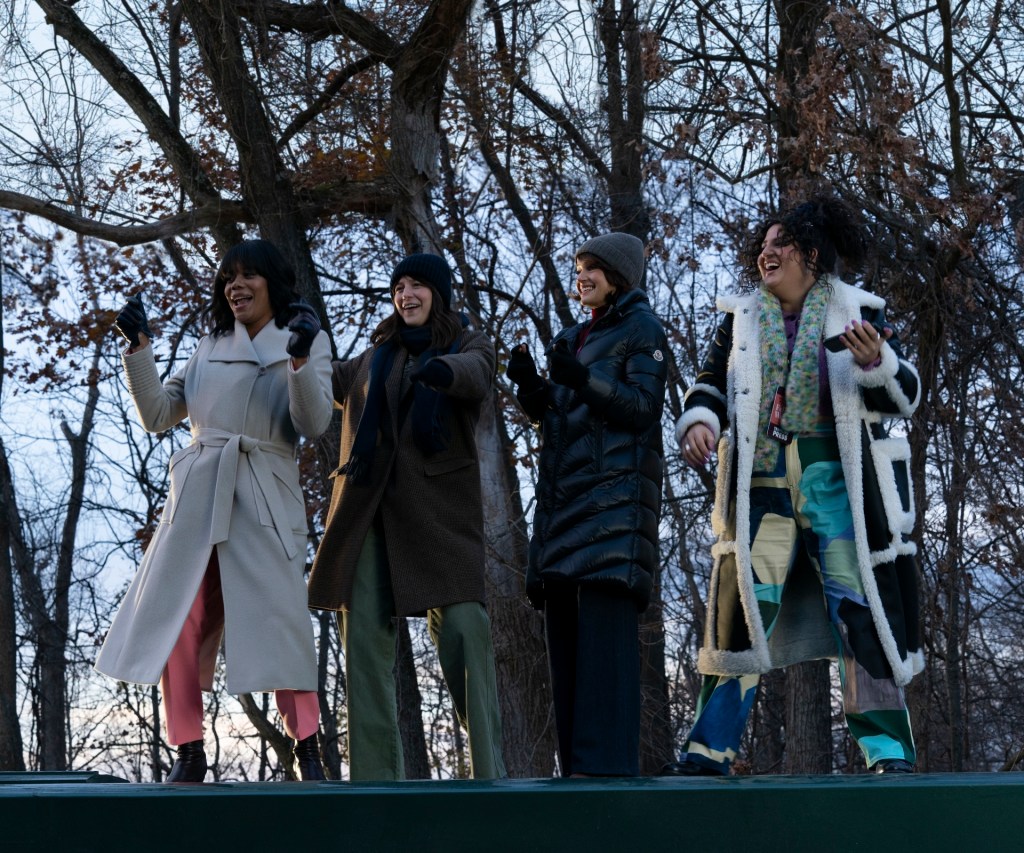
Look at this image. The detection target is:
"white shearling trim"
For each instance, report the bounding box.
[711,433,734,536]
[870,438,916,534]
[869,540,917,567]
[856,341,899,387]
[716,293,744,313]
[855,344,920,416]
[676,405,721,446]
[698,647,772,677]
[909,649,925,676]
[823,282,917,685]
[869,544,900,566]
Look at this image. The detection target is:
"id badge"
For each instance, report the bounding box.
[766,386,792,444]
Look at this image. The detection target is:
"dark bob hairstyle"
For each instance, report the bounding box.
[208,239,300,336]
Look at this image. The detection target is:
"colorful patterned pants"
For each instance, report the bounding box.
[683,434,915,773]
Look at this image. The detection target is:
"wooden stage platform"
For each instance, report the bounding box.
[1,770,1020,852]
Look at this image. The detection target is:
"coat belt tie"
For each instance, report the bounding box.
[193,427,299,560]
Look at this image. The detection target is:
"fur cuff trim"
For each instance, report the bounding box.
[676,406,721,446]
[856,342,899,388]
[697,646,772,677]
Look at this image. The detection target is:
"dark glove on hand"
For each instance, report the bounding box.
[411,358,454,389]
[506,345,546,395]
[549,344,589,389]
[113,293,152,349]
[286,300,321,359]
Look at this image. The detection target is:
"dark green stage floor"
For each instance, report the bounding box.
[1,771,1019,852]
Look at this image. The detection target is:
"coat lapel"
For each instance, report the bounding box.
[208,320,291,365]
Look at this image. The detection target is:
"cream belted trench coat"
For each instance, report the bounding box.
[95,320,333,694]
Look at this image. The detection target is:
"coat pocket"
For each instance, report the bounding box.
[424,457,474,477]
[869,437,915,534]
[710,431,734,538]
[164,443,200,524]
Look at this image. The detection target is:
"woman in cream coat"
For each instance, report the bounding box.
[96,240,333,782]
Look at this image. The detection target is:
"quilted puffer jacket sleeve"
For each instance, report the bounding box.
[577,310,668,432]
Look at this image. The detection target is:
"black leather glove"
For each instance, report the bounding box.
[411,358,454,389]
[506,345,544,393]
[286,300,321,359]
[549,342,589,389]
[113,293,153,349]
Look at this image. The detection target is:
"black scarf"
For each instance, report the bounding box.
[339,324,456,485]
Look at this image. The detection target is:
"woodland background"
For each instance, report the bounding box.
[0,0,1022,781]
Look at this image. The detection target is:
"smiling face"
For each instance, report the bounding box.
[223,266,274,337]
[575,258,617,309]
[393,276,434,327]
[757,223,818,311]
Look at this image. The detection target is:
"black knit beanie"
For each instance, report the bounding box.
[390,253,453,309]
[575,232,646,290]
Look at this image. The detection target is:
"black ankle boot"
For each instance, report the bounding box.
[166,740,207,784]
[294,733,326,781]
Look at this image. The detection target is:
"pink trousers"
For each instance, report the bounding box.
[160,552,320,745]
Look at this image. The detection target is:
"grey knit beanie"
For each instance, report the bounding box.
[390,253,453,308]
[575,232,646,289]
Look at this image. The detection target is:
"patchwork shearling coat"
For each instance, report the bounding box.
[675,277,924,686]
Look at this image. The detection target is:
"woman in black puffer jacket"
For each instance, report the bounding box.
[506,232,668,777]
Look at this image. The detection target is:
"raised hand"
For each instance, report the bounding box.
[506,344,539,385]
[286,300,321,359]
[113,293,152,349]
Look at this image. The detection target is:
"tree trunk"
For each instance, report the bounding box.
[396,618,431,779]
[594,1,673,771]
[178,0,327,319]
[0,438,26,771]
[32,340,103,770]
[784,660,832,773]
[767,0,834,773]
[238,692,297,780]
[477,394,557,777]
[750,669,786,774]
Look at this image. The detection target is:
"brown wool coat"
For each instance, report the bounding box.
[308,328,495,615]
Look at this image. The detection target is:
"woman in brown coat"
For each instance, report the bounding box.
[308,253,506,780]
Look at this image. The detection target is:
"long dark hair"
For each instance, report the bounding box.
[371,282,462,349]
[571,252,633,304]
[208,239,300,336]
[739,195,867,288]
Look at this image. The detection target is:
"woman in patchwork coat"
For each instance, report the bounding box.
[663,197,923,777]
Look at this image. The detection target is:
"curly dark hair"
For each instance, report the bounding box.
[207,239,300,337]
[570,252,633,303]
[739,195,867,288]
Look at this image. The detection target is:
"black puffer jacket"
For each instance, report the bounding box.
[518,289,668,610]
